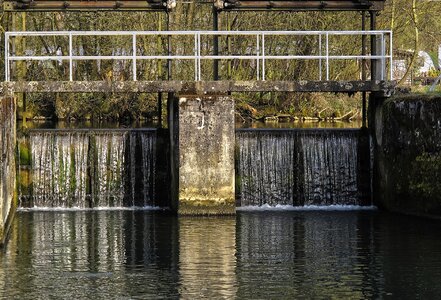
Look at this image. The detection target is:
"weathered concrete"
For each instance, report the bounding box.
[0,80,395,94]
[169,94,235,215]
[372,93,441,217]
[0,96,16,245]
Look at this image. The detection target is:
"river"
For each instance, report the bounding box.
[1,210,441,299]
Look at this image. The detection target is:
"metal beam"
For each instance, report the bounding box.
[3,0,167,11]
[0,80,395,94]
[219,0,385,11]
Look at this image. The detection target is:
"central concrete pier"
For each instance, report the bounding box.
[0,96,16,245]
[169,94,235,215]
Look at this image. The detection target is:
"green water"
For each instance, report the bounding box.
[1,210,441,299]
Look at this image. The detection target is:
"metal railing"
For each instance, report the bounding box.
[4,30,393,82]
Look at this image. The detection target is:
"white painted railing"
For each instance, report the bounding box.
[5,30,392,82]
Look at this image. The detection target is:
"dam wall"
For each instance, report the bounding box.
[0,96,16,246]
[372,94,441,217]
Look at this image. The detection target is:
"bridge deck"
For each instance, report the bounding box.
[0,80,395,95]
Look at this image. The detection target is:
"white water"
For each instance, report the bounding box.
[26,129,157,208]
[237,204,377,211]
[236,129,370,207]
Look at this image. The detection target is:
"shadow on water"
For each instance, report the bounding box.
[2,210,441,298]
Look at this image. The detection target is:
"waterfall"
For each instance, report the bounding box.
[30,131,89,207]
[92,131,127,207]
[236,131,301,206]
[301,131,358,205]
[24,129,157,208]
[236,129,370,207]
[127,130,157,207]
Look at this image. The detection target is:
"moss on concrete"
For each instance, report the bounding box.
[374,93,441,216]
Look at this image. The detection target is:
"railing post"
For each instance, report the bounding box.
[381,33,385,80]
[370,11,382,81]
[166,13,172,81]
[5,33,9,82]
[198,32,201,81]
[213,7,219,81]
[389,32,393,80]
[69,32,73,81]
[361,12,367,128]
[132,33,137,81]
[194,33,198,81]
[325,32,329,80]
[318,33,322,81]
[256,34,260,80]
[262,33,265,81]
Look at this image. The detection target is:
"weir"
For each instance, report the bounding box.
[0,0,397,244]
[236,128,371,207]
[19,129,160,208]
[17,126,372,210]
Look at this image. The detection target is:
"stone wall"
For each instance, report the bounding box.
[373,94,441,217]
[0,96,16,245]
[169,95,235,215]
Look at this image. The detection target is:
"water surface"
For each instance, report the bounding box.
[1,210,441,299]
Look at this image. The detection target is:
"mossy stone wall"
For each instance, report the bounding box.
[373,94,441,216]
[0,96,16,245]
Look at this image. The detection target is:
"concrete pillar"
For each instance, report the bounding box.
[0,95,16,246]
[169,94,235,215]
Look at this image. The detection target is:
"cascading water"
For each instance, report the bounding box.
[30,131,89,207]
[92,131,127,207]
[24,127,368,209]
[236,131,301,206]
[236,129,370,207]
[301,131,358,205]
[127,130,157,207]
[23,129,157,208]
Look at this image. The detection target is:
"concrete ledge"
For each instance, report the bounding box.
[0,80,395,94]
[179,200,236,215]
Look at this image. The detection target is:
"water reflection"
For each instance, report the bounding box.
[236,212,380,298]
[2,211,441,299]
[178,217,236,299]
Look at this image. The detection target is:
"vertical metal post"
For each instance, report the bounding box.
[325,32,329,80]
[318,33,322,80]
[227,14,232,79]
[157,15,163,128]
[389,32,393,80]
[157,17,163,80]
[370,11,378,81]
[69,32,73,81]
[381,33,385,80]
[167,12,172,81]
[362,11,367,128]
[262,33,265,81]
[213,7,219,80]
[5,33,9,82]
[361,12,367,81]
[194,33,198,80]
[198,32,201,80]
[256,34,260,80]
[132,33,137,81]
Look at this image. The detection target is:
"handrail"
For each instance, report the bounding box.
[5,30,393,82]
